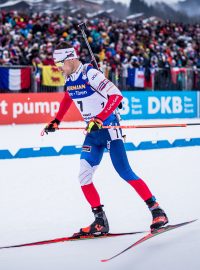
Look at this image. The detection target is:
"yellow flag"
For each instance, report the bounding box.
[42,66,65,86]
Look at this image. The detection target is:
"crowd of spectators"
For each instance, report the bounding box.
[0,10,200,74]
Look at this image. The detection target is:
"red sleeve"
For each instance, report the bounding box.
[56,91,73,121]
[96,94,123,121]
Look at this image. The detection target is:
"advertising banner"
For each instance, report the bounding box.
[0,91,199,125]
[0,93,82,125]
[198,91,200,118]
[120,91,198,120]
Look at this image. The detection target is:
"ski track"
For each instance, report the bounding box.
[0,119,200,270]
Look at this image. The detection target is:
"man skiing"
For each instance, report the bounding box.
[44,42,168,234]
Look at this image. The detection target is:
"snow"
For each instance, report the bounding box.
[0,119,200,270]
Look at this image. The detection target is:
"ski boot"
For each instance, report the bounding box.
[146,196,169,232]
[74,205,109,237]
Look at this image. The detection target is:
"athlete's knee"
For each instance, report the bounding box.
[117,167,139,181]
[112,158,139,181]
[79,159,98,186]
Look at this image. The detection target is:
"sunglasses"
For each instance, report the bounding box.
[55,55,72,67]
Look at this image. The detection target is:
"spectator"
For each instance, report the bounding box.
[42,52,55,66]
[0,10,200,90]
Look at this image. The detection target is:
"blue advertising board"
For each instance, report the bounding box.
[120,91,199,120]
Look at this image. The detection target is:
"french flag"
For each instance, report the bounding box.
[0,67,31,91]
[127,67,155,89]
[127,67,145,88]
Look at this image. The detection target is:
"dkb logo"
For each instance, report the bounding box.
[148,96,183,114]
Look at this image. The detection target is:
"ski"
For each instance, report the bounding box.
[101,219,197,262]
[0,231,145,250]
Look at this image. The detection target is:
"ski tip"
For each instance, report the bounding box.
[186,219,198,224]
[101,259,108,263]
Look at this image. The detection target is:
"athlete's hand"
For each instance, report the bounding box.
[44,118,60,134]
[86,118,103,133]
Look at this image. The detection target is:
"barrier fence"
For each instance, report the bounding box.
[109,67,200,91]
[0,65,200,93]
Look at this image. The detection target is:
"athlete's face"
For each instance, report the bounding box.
[56,58,80,78]
[59,59,74,77]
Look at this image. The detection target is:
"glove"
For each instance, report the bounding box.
[86,118,103,133]
[44,118,60,134]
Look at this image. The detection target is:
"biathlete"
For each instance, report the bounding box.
[44,42,168,234]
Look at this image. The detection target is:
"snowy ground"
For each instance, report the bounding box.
[0,119,200,270]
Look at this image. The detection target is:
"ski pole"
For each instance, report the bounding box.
[56,123,187,130]
[56,122,200,130]
[41,123,200,136]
